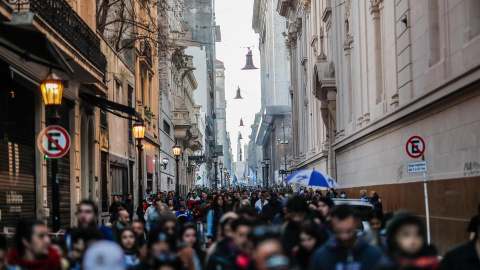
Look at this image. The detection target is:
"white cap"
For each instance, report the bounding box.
[82,240,125,270]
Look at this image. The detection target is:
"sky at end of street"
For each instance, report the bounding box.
[215,0,261,163]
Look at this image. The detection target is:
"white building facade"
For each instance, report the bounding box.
[277,0,480,254]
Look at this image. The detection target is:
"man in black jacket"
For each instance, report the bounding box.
[281,196,308,255]
[261,193,282,223]
[123,193,134,220]
[441,215,480,270]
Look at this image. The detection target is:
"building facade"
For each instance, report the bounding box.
[252,0,293,188]
[183,0,218,187]
[277,0,480,253]
[0,0,112,230]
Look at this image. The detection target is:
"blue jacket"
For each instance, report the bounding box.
[310,238,384,270]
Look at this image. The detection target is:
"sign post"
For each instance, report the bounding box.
[406,135,430,244]
[37,125,71,232]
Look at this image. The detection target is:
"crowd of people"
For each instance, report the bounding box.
[0,186,479,270]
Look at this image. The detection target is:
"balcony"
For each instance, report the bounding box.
[21,0,106,73]
[171,109,191,140]
[139,38,152,68]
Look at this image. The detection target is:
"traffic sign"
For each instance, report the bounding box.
[406,136,425,158]
[37,126,71,158]
[407,161,427,173]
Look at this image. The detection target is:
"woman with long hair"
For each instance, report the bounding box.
[180,225,206,270]
[291,220,329,270]
[206,195,228,244]
[119,228,140,269]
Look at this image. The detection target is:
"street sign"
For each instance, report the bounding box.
[279,170,291,174]
[407,161,427,173]
[406,136,425,158]
[37,126,71,158]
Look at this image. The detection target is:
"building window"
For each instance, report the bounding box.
[100,94,107,128]
[115,80,122,103]
[163,121,170,135]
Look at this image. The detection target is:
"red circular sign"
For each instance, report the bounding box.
[406,136,425,159]
[37,126,71,158]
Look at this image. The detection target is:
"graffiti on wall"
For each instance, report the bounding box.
[464,161,480,177]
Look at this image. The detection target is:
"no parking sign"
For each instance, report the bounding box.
[406,136,425,159]
[37,126,71,158]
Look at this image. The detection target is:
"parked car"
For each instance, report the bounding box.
[332,199,374,232]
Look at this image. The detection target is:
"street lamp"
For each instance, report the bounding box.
[255,166,258,183]
[40,71,64,106]
[40,71,64,232]
[173,144,181,196]
[212,155,218,191]
[264,157,270,189]
[261,161,266,189]
[133,122,146,211]
[157,157,169,191]
[223,169,228,187]
[161,157,169,169]
[219,161,224,188]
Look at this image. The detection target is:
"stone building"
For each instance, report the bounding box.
[252,0,292,188]
[158,0,203,195]
[183,0,218,186]
[277,0,480,253]
[215,60,232,185]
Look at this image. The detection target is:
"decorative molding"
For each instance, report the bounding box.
[390,93,399,107]
[296,17,303,37]
[301,0,311,15]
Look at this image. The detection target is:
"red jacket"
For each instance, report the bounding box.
[7,246,61,270]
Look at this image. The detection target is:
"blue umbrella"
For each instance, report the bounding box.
[284,170,340,188]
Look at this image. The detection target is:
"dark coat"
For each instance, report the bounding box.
[261,200,282,222]
[309,238,384,270]
[123,199,135,219]
[205,238,240,270]
[441,241,480,270]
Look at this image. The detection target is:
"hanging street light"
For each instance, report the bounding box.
[239,118,244,127]
[241,47,258,70]
[234,86,243,99]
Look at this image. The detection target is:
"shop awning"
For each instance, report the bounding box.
[80,92,142,122]
[0,23,73,74]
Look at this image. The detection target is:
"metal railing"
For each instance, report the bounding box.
[26,0,107,73]
[139,39,152,66]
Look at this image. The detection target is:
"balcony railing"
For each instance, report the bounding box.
[27,0,107,73]
[139,39,152,67]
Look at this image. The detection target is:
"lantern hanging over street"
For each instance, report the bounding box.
[40,71,64,105]
[239,118,244,127]
[234,87,243,99]
[241,47,258,70]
